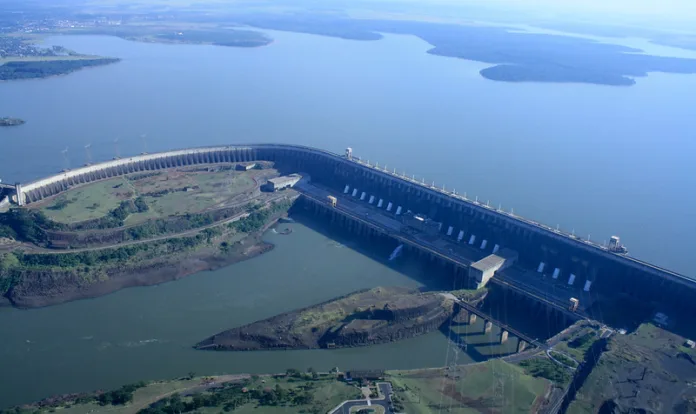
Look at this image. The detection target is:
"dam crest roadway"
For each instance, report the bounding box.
[3,143,695,327]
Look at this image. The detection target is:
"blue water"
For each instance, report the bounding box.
[0,27,695,407]
[1,30,693,275]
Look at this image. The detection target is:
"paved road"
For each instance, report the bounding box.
[330,383,393,414]
[297,182,582,319]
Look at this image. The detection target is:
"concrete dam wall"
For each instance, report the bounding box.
[12,144,696,312]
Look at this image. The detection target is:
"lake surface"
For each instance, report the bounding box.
[0,29,695,405]
[1,31,694,275]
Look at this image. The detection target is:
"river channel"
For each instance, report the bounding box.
[0,219,518,407]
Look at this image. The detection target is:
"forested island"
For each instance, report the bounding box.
[0,117,25,127]
[0,58,120,81]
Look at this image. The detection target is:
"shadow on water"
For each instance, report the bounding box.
[289,210,456,291]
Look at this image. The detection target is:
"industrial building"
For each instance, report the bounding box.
[469,248,519,289]
[402,211,442,236]
[264,174,301,192]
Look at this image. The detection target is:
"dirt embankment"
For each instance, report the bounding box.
[195,287,455,351]
[3,221,279,309]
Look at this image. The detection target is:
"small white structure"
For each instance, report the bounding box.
[377,199,384,208]
[480,239,488,250]
[345,147,353,160]
[368,195,375,204]
[552,268,561,279]
[583,280,592,292]
[360,192,366,201]
[568,274,576,286]
[537,262,546,273]
[352,188,358,197]
[492,244,500,254]
[395,206,402,215]
[468,249,519,289]
[446,226,454,236]
[386,202,393,212]
[343,185,350,194]
[457,230,465,242]
[265,174,301,191]
[468,235,476,245]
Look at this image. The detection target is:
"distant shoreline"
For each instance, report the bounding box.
[0,117,26,126]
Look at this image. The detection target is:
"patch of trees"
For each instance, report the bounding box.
[67,197,149,231]
[142,186,199,198]
[0,209,55,244]
[126,172,162,181]
[46,196,73,211]
[127,208,237,241]
[15,229,212,270]
[0,58,121,81]
[569,331,597,349]
[229,200,292,234]
[519,358,571,385]
[97,381,147,406]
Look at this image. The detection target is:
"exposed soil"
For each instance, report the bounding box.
[195,287,455,351]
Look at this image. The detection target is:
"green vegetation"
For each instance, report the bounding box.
[40,178,132,224]
[0,199,291,295]
[4,374,358,414]
[519,358,572,386]
[0,58,120,81]
[97,381,148,405]
[550,351,579,368]
[388,360,550,413]
[555,327,600,362]
[0,208,53,244]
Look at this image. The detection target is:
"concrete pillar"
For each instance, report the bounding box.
[500,330,509,344]
[484,320,493,333]
[517,340,527,352]
[468,313,477,324]
[14,183,24,206]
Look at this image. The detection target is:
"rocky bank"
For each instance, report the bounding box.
[195,286,455,351]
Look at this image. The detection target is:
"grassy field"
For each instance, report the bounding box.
[567,323,696,414]
[387,359,551,414]
[35,168,261,225]
[40,177,131,223]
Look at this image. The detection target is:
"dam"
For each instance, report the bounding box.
[4,144,695,321]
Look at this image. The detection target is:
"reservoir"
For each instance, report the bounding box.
[0,28,695,406]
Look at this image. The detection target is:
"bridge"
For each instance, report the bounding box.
[5,144,695,314]
[441,293,543,351]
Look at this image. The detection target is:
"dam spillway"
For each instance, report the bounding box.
[7,143,696,315]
